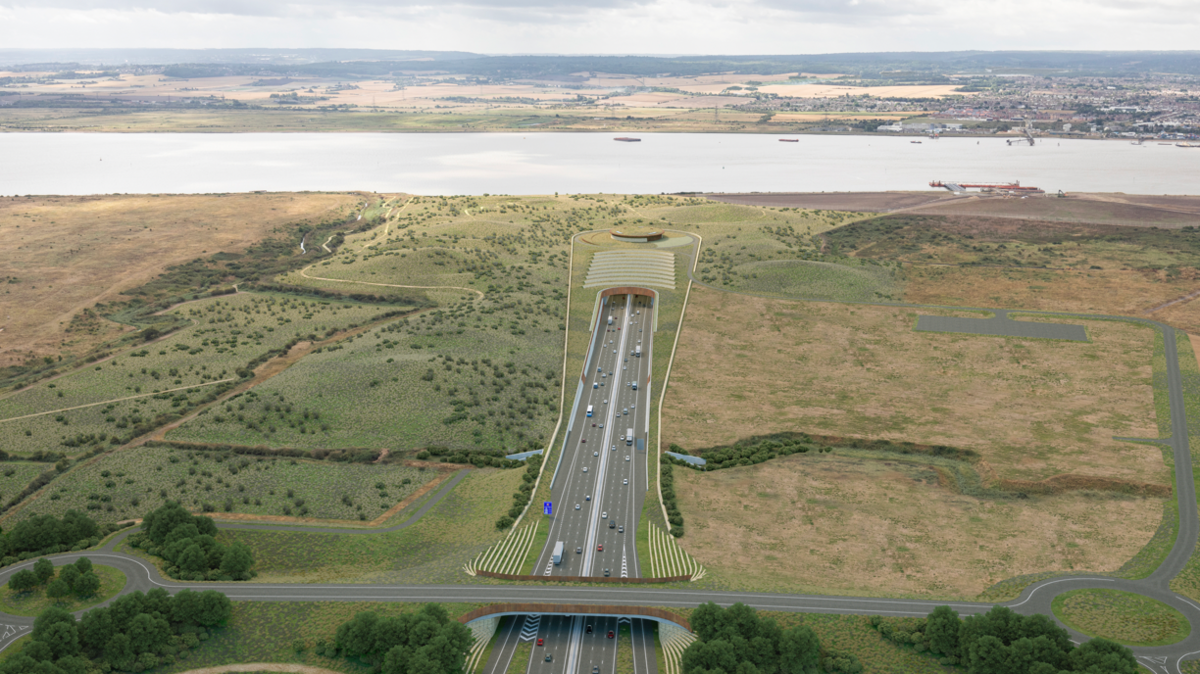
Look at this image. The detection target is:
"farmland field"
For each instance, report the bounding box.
[0,292,405,456]
[0,445,439,527]
[0,462,53,505]
[214,467,523,583]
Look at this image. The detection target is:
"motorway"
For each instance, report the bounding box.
[483,614,657,674]
[533,293,652,581]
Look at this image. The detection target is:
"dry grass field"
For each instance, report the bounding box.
[675,453,1162,599]
[0,193,361,368]
[663,287,1165,486]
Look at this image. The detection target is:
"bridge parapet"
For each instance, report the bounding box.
[459,603,691,632]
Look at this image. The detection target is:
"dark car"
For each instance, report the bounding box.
[546,654,553,662]
[586,624,593,634]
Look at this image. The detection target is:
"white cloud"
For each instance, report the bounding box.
[0,0,1198,52]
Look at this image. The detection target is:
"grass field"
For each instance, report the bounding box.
[0,462,54,505]
[0,445,438,527]
[0,562,125,617]
[673,453,1160,599]
[1052,588,1189,646]
[0,292,400,456]
[214,467,523,583]
[664,287,1164,485]
[0,193,362,370]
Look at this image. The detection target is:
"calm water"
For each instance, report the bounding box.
[1,132,1196,195]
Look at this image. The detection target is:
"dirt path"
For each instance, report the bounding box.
[297,264,484,299]
[0,378,236,424]
[1145,288,1200,315]
[165,664,347,674]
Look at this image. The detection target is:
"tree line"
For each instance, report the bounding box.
[127,501,255,581]
[0,588,231,674]
[7,556,102,599]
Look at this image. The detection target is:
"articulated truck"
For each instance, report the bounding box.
[626,429,634,446]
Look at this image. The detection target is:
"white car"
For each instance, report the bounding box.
[594,451,598,457]
[575,504,581,510]
[625,455,630,461]
[583,467,588,473]
[586,495,591,501]
[623,479,628,485]
[602,511,608,519]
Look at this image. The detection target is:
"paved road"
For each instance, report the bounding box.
[534,293,652,582]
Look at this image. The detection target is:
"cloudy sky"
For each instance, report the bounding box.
[0,0,1197,53]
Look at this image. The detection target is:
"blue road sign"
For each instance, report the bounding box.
[543,502,552,515]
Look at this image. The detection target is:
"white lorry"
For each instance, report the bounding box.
[553,541,564,565]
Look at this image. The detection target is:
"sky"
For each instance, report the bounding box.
[0,0,1198,53]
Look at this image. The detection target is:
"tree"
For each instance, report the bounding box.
[925,606,960,657]
[691,602,726,643]
[33,607,78,658]
[72,557,92,575]
[195,590,232,626]
[178,543,209,574]
[8,569,37,592]
[966,634,1009,674]
[338,612,381,657]
[33,558,55,585]
[58,564,80,591]
[46,579,71,602]
[778,624,820,674]
[219,541,254,578]
[1069,637,1138,674]
[72,571,100,598]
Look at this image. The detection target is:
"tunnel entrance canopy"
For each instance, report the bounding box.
[459,604,691,631]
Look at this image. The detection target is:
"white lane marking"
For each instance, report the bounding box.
[621,544,629,578]
[487,616,522,674]
[1008,577,1115,607]
[544,559,555,576]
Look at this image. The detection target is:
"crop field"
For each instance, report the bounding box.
[0,292,401,456]
[827,213,1200,332]
[0,192,362,369]
[0,562,126,617]
[215,467,523,583]
[673,452,1160,599]
[1,445,437,526]
[664,287,1165,486]
[151,601,481,674]
[1052,588,1189,646]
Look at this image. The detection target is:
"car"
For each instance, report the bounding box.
[623,366,626,371]
[604,399,608,404]
[613,350,617,354]
[619,525,624,533]
[601,373,606,378]
[586,494,591,501]
[593,667,600,674]
[575,503,581,510]
[609,520,615,529]
[626,455,630,461]
[623,478,628,485]
[586,625,593,634]
[604,568,611,576]
[597,544,603,551]
[602,511,607,518]
[583,467,588,472]
[581,439,586,443]
[607,631,615,639]
[611,445,616,451]
[592,423,596,427]
[594,451,598,457]
[577,546,582,554]
[624,358,628,363]
[617,327,621,330]
[593,382,598,389]
[598,423,604,428]
[546,654,553,662]
[623,408,628,414]
[537,638,544,646]
[598,366,602,372]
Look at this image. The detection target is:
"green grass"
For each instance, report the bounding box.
[616,622,634,674]
[0,562,126,617]
[216,467,523,583]
[724,259,898,302]
[168,309,563,454]
[0,292,397,456]
[1,445,437,527]
[0,462,54,505]
[151,601,483,674]
[1052,588,1190,646]
[519,513,550,575]
[507,639,533,674]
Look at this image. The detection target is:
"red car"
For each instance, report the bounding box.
[537,638,544,646]
[607,631,615,639]
[597,544,603,552]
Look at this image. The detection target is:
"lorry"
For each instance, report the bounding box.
[635,346,641,357]
[607,316,613,325]
[586,405,593,417]
[626,429,634,446]
[553,541,564,565]
[631,381,637,391]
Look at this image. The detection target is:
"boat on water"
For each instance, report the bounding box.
[778,138,799,142]
[613,137,641,142]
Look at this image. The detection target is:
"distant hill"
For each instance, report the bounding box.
[0,48,484,67]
